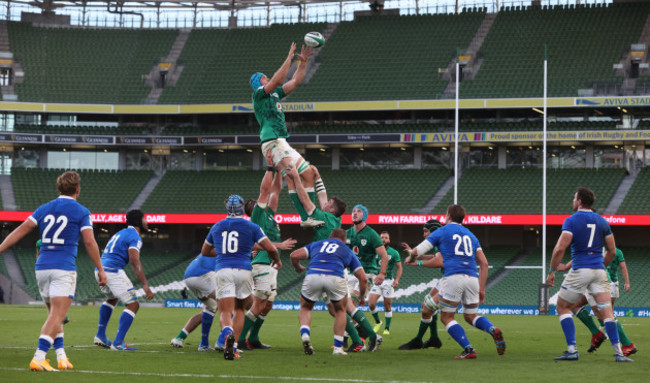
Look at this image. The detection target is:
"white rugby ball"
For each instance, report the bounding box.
[304,32,324,48]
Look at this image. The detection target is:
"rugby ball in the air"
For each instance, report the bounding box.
[304,32,324,48]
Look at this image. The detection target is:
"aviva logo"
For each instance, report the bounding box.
[576,96,650,107]
[232,105,253,112]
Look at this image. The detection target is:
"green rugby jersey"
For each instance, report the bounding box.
[311,208,341,242]
[606,248,625,283]
[383,246,401,280]
[346,225,383,274]
[250,204,281,265]
[252,86,289,143]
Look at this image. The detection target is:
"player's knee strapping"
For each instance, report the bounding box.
[297,160,310,174]
[423,295,438,312]
[439,300,458,313]
[253,289,277,302]
[597,301,612,310]
[351,292,361,304]
[204,297,218,312]
[279,161,296,177]
[246,310,257,322]
[463,306,478,315]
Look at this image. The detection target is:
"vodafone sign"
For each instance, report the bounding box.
[1,211,648,226]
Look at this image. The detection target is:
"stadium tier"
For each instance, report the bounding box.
[158,22,327,104]
[460,2,649,98]
[432,168,626,214]
[140,169,450,214]
[289,12,485,102]
[612,248,650,308]
[13,124,155,136]
[618,167,650,214]
[11,247,40,299]
[7,22,178,104]
[11,168,153,213]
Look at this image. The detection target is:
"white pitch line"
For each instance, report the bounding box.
[0,367,432,383]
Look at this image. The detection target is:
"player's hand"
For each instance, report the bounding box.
[375,273,385,285]
[404,259,417,267]
[296,45,313,62]
[392,280,399,288]
[479,290,486,304]
[144,286,154,300]
[624,282,630,292]
[546,272,555,287]
[265,150,274,167]
[272,259,283,270]
[97,270,107,286]
[556,263,569,272]
[294,264,306,273]
[287,42,297,60]
[278,238,297,250]
[358,297,366,306]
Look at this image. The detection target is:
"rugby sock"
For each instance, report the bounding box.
[113,309,136,346]
[96,302,114,338]
[239,311,256,343]
[288,191,309,221]
[616,320,632,346]
[429,314,439,339]
[54,333,67,361]
[416,317,432,341]
[559,314,577,352]
[445,320,471,349]
[248,314,266,343]
[575,306,600,335]
[176,328,189,340]
[371,308,381,324]
[334,335,344,348]
[385,311,392,330]
[216,327,231,348]
[200,309,215,347]
[603,318,621,349]
[472,316,495,334]
[306,188,316,205]
[300,325,310,341]
[34,335,53,361]
[345,315,363,345]
[352,309,376,340]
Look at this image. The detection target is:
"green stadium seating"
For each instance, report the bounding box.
[13,124,154,136]
[159,23,327,104]
[433,168,626,214]
[12,247,40,299]
[11,168,154,213]
[7,22,177,104]
[461,3,650,98]
[612,248,649,308]
[290,12,485,102]
[142,169,449,214]
[618,168,650,214]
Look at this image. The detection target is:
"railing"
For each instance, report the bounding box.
[0,0,614,29]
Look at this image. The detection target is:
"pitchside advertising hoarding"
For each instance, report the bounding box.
[0,211,647,225]
[163,299,650,317]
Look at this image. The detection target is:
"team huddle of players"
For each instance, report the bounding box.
[0,44,635,371]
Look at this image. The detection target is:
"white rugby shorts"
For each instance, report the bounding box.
[370,279,395,299]
[585,280,620,307]
[261,138,302,167]
[216,268,253,300]
[96,269,137,304]
[185,271,217,300]
[302,274,348,303]
[438,274,480,306]
[559,268,609,304]
[36,269,77,302]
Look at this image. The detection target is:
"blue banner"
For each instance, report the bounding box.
[164,299,650,317]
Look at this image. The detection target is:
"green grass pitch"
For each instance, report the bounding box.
[0,305,647,382]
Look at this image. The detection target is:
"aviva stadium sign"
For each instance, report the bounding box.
[2,96,650,115]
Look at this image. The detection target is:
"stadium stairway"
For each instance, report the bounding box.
[485,248,530,290]
[0,174,16,210]
[442,12,497,96]
[418,173,457,213]
[128,171,165,211]
[603,170,638,214]
[1,249,26,285]
[146,29,191,104]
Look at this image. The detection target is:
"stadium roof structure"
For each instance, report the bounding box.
[15,0,360,12]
